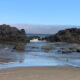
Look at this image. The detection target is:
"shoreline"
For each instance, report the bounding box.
[0,66,80,80]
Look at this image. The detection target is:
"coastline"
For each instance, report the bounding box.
[0,66,80,80]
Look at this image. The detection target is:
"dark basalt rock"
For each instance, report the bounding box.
[44,28,80,43]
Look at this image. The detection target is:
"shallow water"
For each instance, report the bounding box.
[0,42,80,69]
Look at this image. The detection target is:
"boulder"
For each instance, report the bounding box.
[14,42,25,50]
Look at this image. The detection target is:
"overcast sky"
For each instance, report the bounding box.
[11,24,80,34]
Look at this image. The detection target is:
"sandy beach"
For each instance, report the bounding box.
[0,67,79,80]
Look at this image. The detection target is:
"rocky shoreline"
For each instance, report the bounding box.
[0,24,80,52]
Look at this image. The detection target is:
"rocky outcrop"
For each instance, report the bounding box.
[44,28,80,43]
[0,24,27,43]
[14,42,25,51]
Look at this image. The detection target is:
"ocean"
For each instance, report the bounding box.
[27,33,51,37]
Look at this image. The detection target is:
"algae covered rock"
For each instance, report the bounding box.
[41,45,56,50]
[15,42,25,50]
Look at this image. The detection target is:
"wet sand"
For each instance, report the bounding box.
[0,67,80,80]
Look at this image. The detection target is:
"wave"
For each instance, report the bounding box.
[30,39,46,42]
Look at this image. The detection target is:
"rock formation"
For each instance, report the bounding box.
[44,28,80,43]
[0,24,27,43]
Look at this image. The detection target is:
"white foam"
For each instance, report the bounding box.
[30,39,46,42]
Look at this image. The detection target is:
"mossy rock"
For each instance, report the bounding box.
[15,42,25,50]
[41,45,56,50]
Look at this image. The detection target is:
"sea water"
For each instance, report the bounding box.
[0,34,80,69]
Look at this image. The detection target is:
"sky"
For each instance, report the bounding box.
[0,0,80,25]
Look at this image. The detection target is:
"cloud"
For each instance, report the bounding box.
[10,24,80,34]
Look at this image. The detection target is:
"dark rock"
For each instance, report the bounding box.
[15,42,25,50]
[0,24,27,43]
[13,46,16,49]
[76,49,80,52]
[20,29,26,35]
[44,28,80,43]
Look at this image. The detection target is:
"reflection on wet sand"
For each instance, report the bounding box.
[0,59,16,63]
